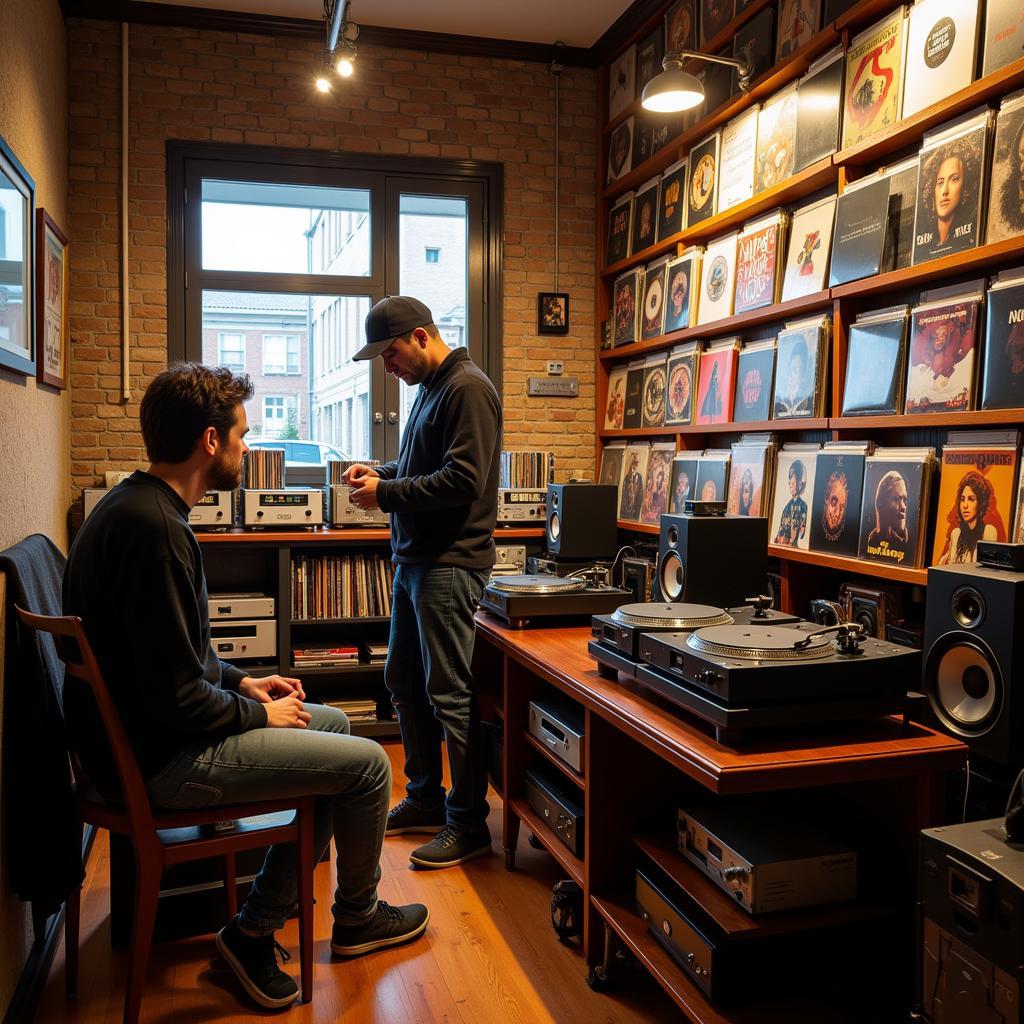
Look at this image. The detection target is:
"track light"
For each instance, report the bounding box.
[336,40,357,78]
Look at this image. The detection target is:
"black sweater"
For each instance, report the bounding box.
[63,472,267,793]
[376,348,502,569]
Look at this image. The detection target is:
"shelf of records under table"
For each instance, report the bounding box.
[508,797,584,886]
[598,290,832,364]
[601,418,831,439]
[290,663,385,676]
[768,544,928,585]
[835,54,1024,169]
[290,616,391,625]
[602,157,836,279]
[524,731,586,789]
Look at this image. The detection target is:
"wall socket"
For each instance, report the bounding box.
[547,361,564,375]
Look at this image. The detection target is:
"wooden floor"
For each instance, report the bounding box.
[35,742,677,1023]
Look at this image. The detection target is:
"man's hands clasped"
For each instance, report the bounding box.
[240,674,312,729]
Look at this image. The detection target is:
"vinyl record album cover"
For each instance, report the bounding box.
[858,455,928,566]
[982,0,1024,76]
[755,85,798,193]
[809,451,866,556]
[599,442,626,491]
[795,46,844,171]
[734,340,776,422]
[982,272,1024,409]
[781,194,835,300]
[777,0,820,62]
[905,292,980,413]
[841,308,908,416]
[663,252,700,332]
[987,93,1024,245]
[771,447,818,549]
[613,269,643,348]
[604,365,627,430]
[641,443,675,524]
[695,339,739,424]
[665,342,700,425]
[632,178,660,256]
[842,9,908,150]
[829,175,892,286]
[718,107,759,212]
[606,192,634,266]
[642,355,669,428]
[633,119,655,169]
[697,232,738,325]
[702,0,734,45]
[665,0,698,53]
[883,156,919,271]
[607,117,635,185]
[658,158,689,242]
[669,455,701,512]
[641,256,672,341]
[636,27,664,95]
[734,213,785,314]
[735,8,775,86]
[728,444,770,516]
[902,0,981,119]
[695,452,731,502]
[687,132,721,227]
[773,318,827,418]
[622,361,646,429]
[609,47,637,121]
[619,443,651,521]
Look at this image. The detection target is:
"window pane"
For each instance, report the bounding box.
[201,180,371,277]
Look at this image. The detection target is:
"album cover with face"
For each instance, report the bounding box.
[755,85,798,194]
[604,364,628,430]
[697,231,738,325]
[695,452,731,503]
[687,131,721,227]
[781,194,835,300]
[658,158,689,242]
[903,0,981,120]
[734,8,775,87]
[636,26,664,96]
[599,442,627,492]
[622,361,646,429]
[905,291,981,413]
[771,448,819,550]
[609,45,637,121]
[632,178,660,256]
[809,451,865,557]
[794,47,844,172]
[665,0,698,54]
[727,444,770,517]
[733,340,776,422]
[773,317,827,418]
[612,268,643,348]
[695,339,739,425]
[665,342,700,425]
[607,117,635,185]
[718,107,759,212]
[982,272,1024,409]
[663,251,700,333]
[642,355,669,428]
[777,0,820,62]
[829,175,892,286]
[842,9,908,150]
[641,443,675,524]
[987,93,1024,245]
[669,454,701,513]
[858,456,928,567]
[840,307,909,416]
[619,443,652,522]
[641,256,672,341]
[606,191,634,266]
[702,0,734,45]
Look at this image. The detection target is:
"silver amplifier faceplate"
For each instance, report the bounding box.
[528,699,585,772]
[209,618,277,660]
[497,488,546,523]
[188,489,234,529]
[209,593,275,619]
[330,483,389,526]
[241,488,325,527]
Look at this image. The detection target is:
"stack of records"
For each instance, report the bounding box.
[292,645,359,668]
[728,435,777,517]
[717,106,759,212]
[244,447,284,489]
[500,451,555,488]
[640,441,676,525]
[619,442,652,522]
[361,641,388,665]
[599,441,627,490]
[613,268,644,347]
[829,171,896,286]
[808,441,875,558]
[657,157,689,242]
[733,210,788,315]
[840,305,910,416]
[781,194,836,301]
[769,442,822,550]
[664,247,703,332]
[606,190,634,265]
[694,449,732,504]
[687,131,721,228]
[326,698,378,723]
[754,83,798,194]
[665,341,701,425]
[641,354,668,428]
[632,176,661,256]
[881,155,919,271]
[902,0,982,120]
[733,339,776,423]
[794,46,844,172]
[328,459,380,485]
[640,255,673,341]
[604,365,628,430]
[695,337,740,425]
[622,359,646,428]
[697,231,739,325]
[982,267,1024,410]
[669,451,701,513]
[987,90,1024,245]
[772,314,830,418]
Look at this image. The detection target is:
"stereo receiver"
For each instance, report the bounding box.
[241,488,324,528]
[330,484,388,527]
[188,489,234,530]
[209,618,276,660]
[208,593,275,619]
[528,699,585,772]
[497,488,546,523]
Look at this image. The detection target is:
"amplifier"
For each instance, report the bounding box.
[528,699,585,772]
[188,489,234,530]
[209,618,276,660]
[208,593,275,620]
[524,767,584,857]
[330,484,388,527]
[978,540,1024,572]
[241,488,324,528]
[493,543,527,577]
[497,488,546,523]
[677,802,857,913]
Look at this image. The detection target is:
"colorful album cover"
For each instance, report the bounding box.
[781,194,835,300]
[695,453,730,502]
[642,356,668,428]
[608,117,635,185]
[599,443,626,491]
[902,0,980,120]
[733,341,776,422]
[842,10,907,150]
[858,457,927,566]
[604,365,628,430]
[734,8,775,87]
[622,361,646,428]
[635,27,664,95]
[641,256,672,341]
[665,0,698,54]
[641,445,675,524]
[932,445,1019,564]
[632,178,660,256]
[606,192,634,266]
[983,0,1024,77]
[669,455,701,513]
[1014,469,1024,543]
[718,107,759,211]
[619,444,652,521]
[609,46,637,121]
[777,0,820,63]
[695,340,739,425]
[987,94,1024,245]
[795,46,844,171]
[841,308,908,416]
[755,85,798,193]
[665,343,700,425]
[664,253,698,333]
[658,159,688,242]
[912,116,990,265]
[905,296,980,413]
[982,274,1024,409]
[612,269,642,347]
[687,132,721,227]
[698,232,738,325]
[770,449,818,549]
[773,319,826,418]
[809,451,866,557]
[702,0,734,45]
[734,214,784,314]
[727,445,769,516]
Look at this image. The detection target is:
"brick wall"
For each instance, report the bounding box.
[66,19,598,491]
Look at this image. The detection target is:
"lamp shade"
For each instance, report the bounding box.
[641,67,704,113]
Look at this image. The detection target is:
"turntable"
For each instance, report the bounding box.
[479,573,631,628]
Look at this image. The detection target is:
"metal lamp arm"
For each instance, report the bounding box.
[664,49,752,91]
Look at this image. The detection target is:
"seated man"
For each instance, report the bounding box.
[62,363,428,1010]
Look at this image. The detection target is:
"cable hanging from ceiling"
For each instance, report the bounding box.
[316,0,360,93]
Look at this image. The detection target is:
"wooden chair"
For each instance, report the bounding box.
[15,607,315,1023]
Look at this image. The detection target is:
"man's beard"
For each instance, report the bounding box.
[208,450,243,492]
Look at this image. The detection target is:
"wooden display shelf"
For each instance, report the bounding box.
[618,520,660,535]
[198,526,544,544]
[524,731,586,789]
[768,544,928,585]
[835,0,901,33]
[290,615,391,626]
[290,662,384,676]
[508,797,584,886]
[600,417,829,439]
[830,408,1024,430]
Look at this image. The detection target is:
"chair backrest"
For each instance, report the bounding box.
[15,607,156,836]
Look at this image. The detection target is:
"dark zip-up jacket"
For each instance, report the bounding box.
[375,348,501,569]
[63,471,267,794]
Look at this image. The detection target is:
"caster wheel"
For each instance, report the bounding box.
[504,850,516,870]
[528,833,544,850]
[587,966,609,991]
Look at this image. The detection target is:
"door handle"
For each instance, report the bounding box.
[387,412,398,424]
[373,412,383,424]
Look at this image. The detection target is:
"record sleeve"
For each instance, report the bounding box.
[840,306,909,416]
[781,194,836,300]
[777,0,820,62]
[604,364,628,430]
[622,360,646,429]
[641,354,669,428]
[981,0,1024,77]
[755,84,798,194]
[606,191,635,266]
[734,339,776,422]
[1014,468,1024,542]
[809,450,866,557]
[735,8,776,87]
[695,338,740,424]
[641,442,676,524]
[609,46,637,121]
[718,107,759,212]
[612,269,643,348]
[695,451,732,503]
[665,0,698,53]
[702,0,734,45]
[842,8,908,150]
[641,255,673,341]
[986,92,1024,245]
[981,270,1024,409]
[794,46,844,172]
[773,315,829,418]
[905,284,982,413]
[608,117,635,185]
[829,174,892,286]
[657,158,689,242]
[633,119,655,170]
[734,211,786,314]
[663,249,702,332]
[635,26,664,96]
[687,132,721,227]
[728,443,771,516]
[665,341,701,425]
[902,0,981,120]
[697,231,739,325]
[669,454,701,513]
[599,442,627,491]
[632,177,661,256]
[912,112,992,264]
[858,451,932,567]
[932,441,1019,564]
[619,443,651,521]
[882,155,919,271]
[770,445,820,549]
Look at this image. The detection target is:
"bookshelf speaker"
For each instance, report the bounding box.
[545,483,618,560]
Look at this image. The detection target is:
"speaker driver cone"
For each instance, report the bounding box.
[660,551,684,602]
[928,635,1003,735]
[549,512,560,541]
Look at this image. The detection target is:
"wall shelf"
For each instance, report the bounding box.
[508,797,584,886]
[768,544,928,585]
[829,409,1024,430]
[524,731,586,789]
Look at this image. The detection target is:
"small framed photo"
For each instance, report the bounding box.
[0,134,36,377]
[537,292,569,335]
[36,209,69,389]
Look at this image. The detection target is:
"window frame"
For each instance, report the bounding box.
[217,330,246,372]
[262,332,301,376]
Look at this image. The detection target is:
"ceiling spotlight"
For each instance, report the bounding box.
[336,40,357,77]
[315,74,332,93]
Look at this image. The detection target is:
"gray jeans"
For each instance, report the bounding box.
[146,703,390,935]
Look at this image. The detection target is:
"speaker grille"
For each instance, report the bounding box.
[927,634,1004,736]
[549,511,561,542]
[660,550,684,602]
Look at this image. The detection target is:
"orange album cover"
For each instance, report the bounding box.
[842,9,906,150]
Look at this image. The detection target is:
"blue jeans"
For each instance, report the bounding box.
[146,704,390,935]
[385,563,490,833]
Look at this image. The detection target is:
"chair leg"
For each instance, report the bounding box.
[296,805,315,1004]
[122,856,161,1024]
[65,886,81,998]
[223,852,238,919]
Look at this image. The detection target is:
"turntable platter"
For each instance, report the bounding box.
[611,602,733,630]
[487,574,587,595]
[686,625,833,661]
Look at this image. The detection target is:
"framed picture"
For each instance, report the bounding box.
[538,292,569,335]
[0,135,35,377]
[36,209,69,389]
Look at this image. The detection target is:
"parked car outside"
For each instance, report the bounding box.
[246,438,351,466]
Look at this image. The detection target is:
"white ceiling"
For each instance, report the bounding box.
[137,0,630,48]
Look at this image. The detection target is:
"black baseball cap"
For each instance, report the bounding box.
[353,295,434,360]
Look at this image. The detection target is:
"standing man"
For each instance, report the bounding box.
[346,296,501,869]
[63,364,428,1011]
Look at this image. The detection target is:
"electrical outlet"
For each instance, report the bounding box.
[547,361,564,375]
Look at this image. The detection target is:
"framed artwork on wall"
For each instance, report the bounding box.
[0,134,35,377]
[36,209,68,389]
[537,292,569,335]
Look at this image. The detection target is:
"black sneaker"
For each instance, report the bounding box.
[386,797,446,836]
[215,916,299,1009]
[409,825,491,869]
[330,900,430,957]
